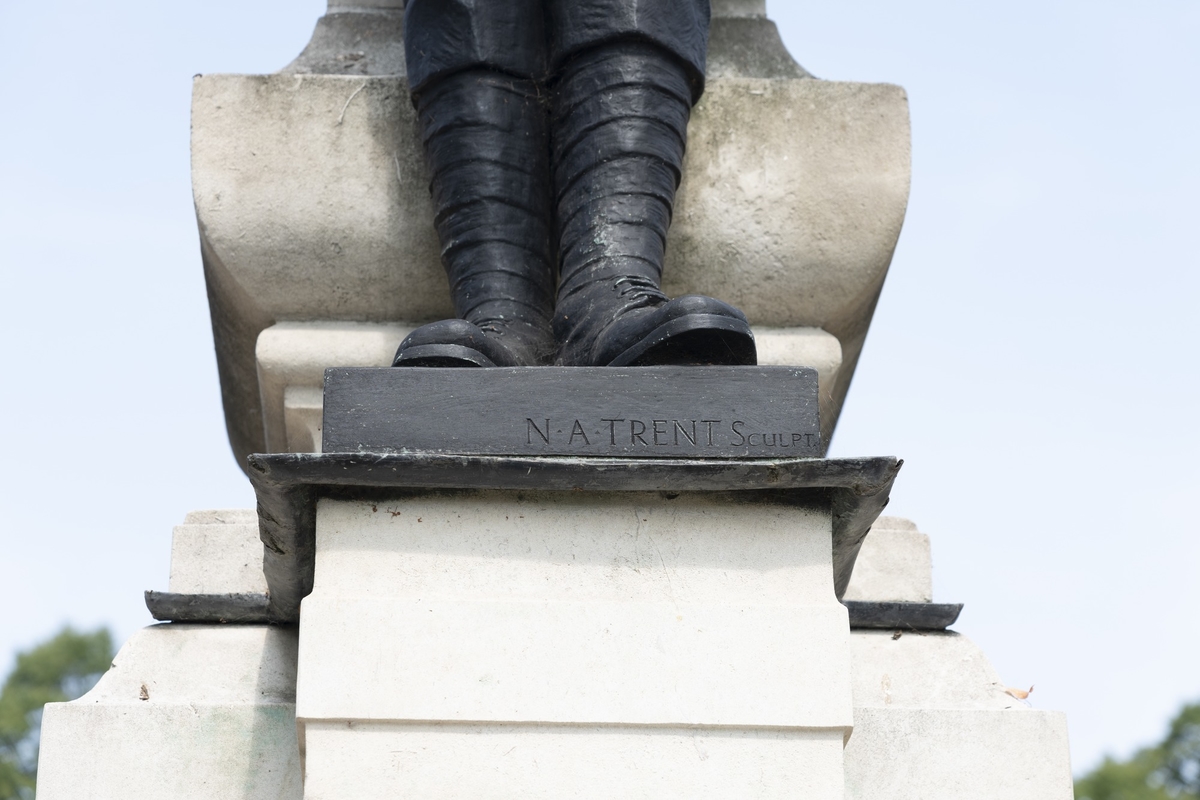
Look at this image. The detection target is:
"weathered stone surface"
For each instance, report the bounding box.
[297,493,853,797]
[842,517,963,631]
[156,507,921,614]
[183,508,258,525]
[168,520,266,595]
[303,722,845,799]
[301,493,848,724]
[49,506,1073,799]
[322,366,821,458]
[708,0,811,80]
[142,511,273,623]
[845,709,1074,800]
[246,453,901,622]
[843,630,1074,799]
[36,625,301,800]
[145,450,898,627]
[257,321,415,453]
[194,73,909,468]
[283,8,407,77]
[843,516,934,603]
[714,0,767,15]
[849,630,1013,711]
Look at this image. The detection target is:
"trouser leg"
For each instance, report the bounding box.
[546,0,711,98]
[404,0,547,91]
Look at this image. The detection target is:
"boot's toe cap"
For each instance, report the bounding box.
[585,295,757,367]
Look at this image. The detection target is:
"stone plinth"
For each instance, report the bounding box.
[39,507,1073,798]
[168,508,266,594]
[304,724,844,799]
[255,322,844,455]
[841,523,1074,800]
[296,490,854,798]
[245,454,900,622]
[845,631,1073,799]
[36,625,302,800]
[843,516,933,603]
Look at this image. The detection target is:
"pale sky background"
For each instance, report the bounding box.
[0,0,1196,777]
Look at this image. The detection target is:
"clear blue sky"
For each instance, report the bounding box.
[0,0,1196,775]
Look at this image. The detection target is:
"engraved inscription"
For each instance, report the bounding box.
[569,420,591,445]
[323,366,820,459]
[527,418,551,445]
[730,421,819,450]
[524,417,820,452]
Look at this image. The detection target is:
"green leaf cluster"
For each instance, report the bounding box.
[0,627,114,800]
[1077,702,1200,800]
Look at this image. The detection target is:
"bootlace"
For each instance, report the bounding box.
[475,317,510,336]
[614,277,668,307]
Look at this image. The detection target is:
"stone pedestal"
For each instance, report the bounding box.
[296,490,854,798]
[255,322,844,455]
[36,625,301,800]
[840,519,1074,798]
[36,508,1074,799]
[845,630,1074,799]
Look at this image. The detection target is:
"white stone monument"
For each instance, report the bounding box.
[36,2,1074,798]
[38,511,1073,799]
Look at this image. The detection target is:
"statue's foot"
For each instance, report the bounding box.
[559,295,757,367]
[393,319,556,368]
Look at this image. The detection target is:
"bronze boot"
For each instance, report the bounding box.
[394,69,557,368]
[550,43,757,367]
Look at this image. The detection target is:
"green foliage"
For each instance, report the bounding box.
[0,627,114,800]
[1160,704,1200,796]
[1075,751,1174,800]
[1077,702,1200,800]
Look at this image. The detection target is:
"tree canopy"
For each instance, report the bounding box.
[0,627,114,800]
[1077,702,1200,800]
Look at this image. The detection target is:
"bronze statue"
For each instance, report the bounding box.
[393,0,758,368]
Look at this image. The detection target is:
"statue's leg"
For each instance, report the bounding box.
[547,0,757,367]
[394,0,556,368]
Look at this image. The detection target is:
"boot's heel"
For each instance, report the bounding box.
[393,344,496,369]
